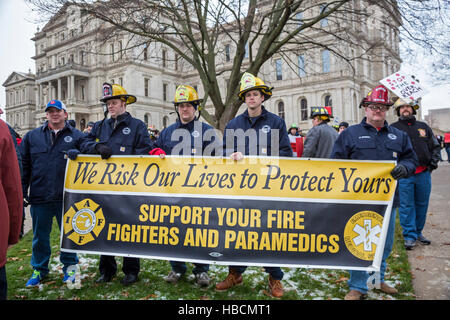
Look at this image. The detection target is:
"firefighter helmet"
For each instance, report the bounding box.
[238,72,273,102]
[100,83,136,105]
[173,85,202,109]
[393,98,419,116]
[310,106,332,122]
[359,85,393,108]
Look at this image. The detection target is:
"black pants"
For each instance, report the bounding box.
[0,266,7,300]
[99,255,140,277]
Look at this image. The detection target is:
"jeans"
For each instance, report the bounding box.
[30,202,79,277]
[446,147,450,162]
[398,171,432,241]
[231,266,284,280]
[170,261,209,275]
[348,207,397,294]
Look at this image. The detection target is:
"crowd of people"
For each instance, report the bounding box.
[0,72,446,300]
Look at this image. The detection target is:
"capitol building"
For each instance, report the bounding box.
[3,1,407,137]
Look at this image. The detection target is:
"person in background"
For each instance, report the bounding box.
[302,107,338,158]
[390,98,440,250]
[338,121,349,134]
[0,119,23,300]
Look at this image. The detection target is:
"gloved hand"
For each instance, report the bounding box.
[428,162,438,172]
[66,149,80,160]
[149,148,166,156]
[95,143,113,160]
[391,164,408,180]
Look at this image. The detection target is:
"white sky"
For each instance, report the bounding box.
[1,0,449,122]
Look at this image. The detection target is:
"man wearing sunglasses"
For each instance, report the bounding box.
[331,85,418,300]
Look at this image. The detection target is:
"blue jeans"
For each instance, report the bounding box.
[348,207,397,294]
[398,171,431,241]
[170,261,209,275]
[30,202,79,277]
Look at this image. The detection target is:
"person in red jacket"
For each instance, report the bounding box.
[0,119,23,300]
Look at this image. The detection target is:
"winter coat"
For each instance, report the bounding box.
[80,112,152,156]
[155,119,220,156]
[20,121,85,204]
[302,122,339,158]
[391,117,441,169]
[331,117,418,207]
[0,120,23,268]
[223,106,292,157]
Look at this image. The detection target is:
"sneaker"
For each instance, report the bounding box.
[404,239,416,250]
[417,235,431,245]
[26,270,43,287]
[195,272,210,287]
[215,269,243,291]
[164,270,184,284]
[63,269,76,283]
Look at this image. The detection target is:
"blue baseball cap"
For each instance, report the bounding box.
[45,99,67,112]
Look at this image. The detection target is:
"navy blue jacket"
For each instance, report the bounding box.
[20,121,85,204]
[223,106,292,157]
[331,117,418,207]
[80,112,152,156]
[155,119,220,156]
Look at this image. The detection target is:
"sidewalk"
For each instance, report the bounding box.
[406,160,450,300]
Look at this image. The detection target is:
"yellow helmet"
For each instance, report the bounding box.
[100,82,136,105]
[238,72,273,101]
[173,85,203,108]
[310,106,332,122]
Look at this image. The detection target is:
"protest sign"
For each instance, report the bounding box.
[380,70,428,102]
[61,156,396,271]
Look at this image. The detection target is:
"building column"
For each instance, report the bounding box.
[57,78,62,100]
[70,75,75,102]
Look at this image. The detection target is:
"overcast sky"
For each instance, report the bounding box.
[1,0,449,122]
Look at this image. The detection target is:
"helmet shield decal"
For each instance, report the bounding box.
[103,83,113,100]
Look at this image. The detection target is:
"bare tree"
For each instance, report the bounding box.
[26,0,448,130]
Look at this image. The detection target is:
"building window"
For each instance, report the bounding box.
[81,85,85,100]
[162,49,167,67]
[324,95,332,106]
[276,59,282,80]
[278,101,285,120]
[298,54,306,77]
[296,12,303,28]
[163,83,168,101]
[118,41,123,59]
[320,4,328,27]
[225,44,230,62]
[300,98,308,121]
[144,78,149,97]
[322,50,330,73]
[143,45,148,60]
[110,43,115,62]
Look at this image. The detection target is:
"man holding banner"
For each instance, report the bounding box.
[155,84,220,287]
[331,85,418,300]
[79,83,156,286]
[217,73,291,298]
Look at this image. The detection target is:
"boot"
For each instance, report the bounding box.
[268,275,284,298]
[344,289,366,300]
[379,282,398,294]
[215,269,243,291]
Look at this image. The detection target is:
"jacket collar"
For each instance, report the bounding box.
[398,116,417,125]
[107,112,131,128]
[242,106,268,121]
[175,118,196,130]
[42,120,74,133]
[361,117,389,132]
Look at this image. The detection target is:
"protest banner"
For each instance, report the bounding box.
[61,155,396,271]
[380,70,428,103]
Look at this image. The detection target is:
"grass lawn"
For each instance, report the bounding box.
[5,214,415,300]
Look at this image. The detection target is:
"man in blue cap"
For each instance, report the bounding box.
[20,99,85,287]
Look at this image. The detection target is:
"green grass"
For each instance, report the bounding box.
[5,214,415,300]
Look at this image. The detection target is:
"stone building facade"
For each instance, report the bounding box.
[3,1,404,136]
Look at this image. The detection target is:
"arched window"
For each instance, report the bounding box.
[80,118,86,131]
[163,116,169,129]
[300,98,308,121]
[278,101,285,120]
[144,113,150,126]
[324,95,332,106]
